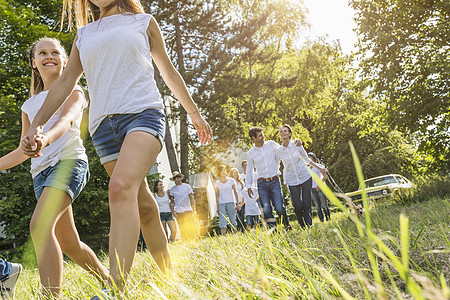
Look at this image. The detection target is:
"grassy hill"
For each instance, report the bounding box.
[13,195,449,299]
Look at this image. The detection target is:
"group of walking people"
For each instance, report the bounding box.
[209,125,332,234]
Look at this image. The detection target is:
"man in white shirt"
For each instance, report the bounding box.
[169,171,197,240]
[245,127,291,229]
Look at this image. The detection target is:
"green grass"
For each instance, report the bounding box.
[14,196,449,299]
[12,145,450,299]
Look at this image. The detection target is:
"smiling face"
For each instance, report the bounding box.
[279,126,292,141]
[157,181,165,192]
[174,176,183,185]
[231,169,239,179]
[251,131,265,146]
[32,39,66,78]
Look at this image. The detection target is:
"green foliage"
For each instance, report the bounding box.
[394,174,450,205]
[349,0,450,172]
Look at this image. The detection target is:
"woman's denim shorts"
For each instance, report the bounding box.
[160,212,173,222]
[92,108,166,164]
[33,159,89,202]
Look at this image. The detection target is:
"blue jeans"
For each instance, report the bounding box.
[218,202,237,229]
[236,204,246,232]
[246,215,259,227]
[312,189,330,222]
[257,178,290,227]
[288,177,312,228]
[0,259,11,281]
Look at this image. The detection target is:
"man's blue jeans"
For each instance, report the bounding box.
[312,189,330,222]
[0,259,12,281]
[257,178,290,227]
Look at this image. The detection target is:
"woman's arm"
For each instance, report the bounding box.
[22,37,84,152]
[0,112,31,171]
[215,187,219,213]
[22,90,85,157]
[147,17,212,145]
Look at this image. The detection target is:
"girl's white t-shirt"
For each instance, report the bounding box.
[21,86,88,178]
[155,192,171,213]
[76,13,164,136]
[234,180,244,204]
[244,187,261,216]
[215,178,237,204]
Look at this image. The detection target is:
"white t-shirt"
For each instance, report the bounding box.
[215,178,237,204]
[21,86,88,178]
[76,13,164,136]
[235,180,244,204]
[244,187,261,216]
[169,183,194,213]
[311,164,325,189]
[155,192,171,213]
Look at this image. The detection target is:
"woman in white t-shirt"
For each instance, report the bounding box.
[153,180,177,242]
[23,0,213,295]
[230,168,245,231]
[0,38,108,298]
[215,165,239,235]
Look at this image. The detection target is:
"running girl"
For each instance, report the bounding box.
[0,37,108,298]
[23,0,212,296]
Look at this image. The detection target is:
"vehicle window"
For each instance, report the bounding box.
[396,176,406,184]
[364,176,396,188]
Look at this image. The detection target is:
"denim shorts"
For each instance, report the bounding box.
[92,108,166,164]
[160,212,173,222]
[33,159,89,202]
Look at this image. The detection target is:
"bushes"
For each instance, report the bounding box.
[395,174,450,204]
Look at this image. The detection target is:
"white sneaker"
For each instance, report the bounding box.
[0,263,22,299]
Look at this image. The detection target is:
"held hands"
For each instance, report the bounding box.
[189,111,212,145]
[21,126,46,157]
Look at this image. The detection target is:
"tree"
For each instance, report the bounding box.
[349,0,450,172]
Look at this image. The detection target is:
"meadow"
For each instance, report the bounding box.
[13,194,449,299]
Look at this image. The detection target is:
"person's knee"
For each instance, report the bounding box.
[109,177,136,203]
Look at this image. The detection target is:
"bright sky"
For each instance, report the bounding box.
[299,0,358,54]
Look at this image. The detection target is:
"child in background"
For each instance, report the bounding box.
[23,0,212,297]
[1,37,108,298]
[244,187,261,229]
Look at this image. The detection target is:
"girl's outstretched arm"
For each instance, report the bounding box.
[147,17,212,145]
[23,37,84,152]
[0,112,31,171]
[21,89,85,157]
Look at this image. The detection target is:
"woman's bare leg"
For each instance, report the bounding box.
[29,187,71,298]
[167,220,177,242]
[55,206,109,283]
[102,131,167,291]
[104,165,172,275]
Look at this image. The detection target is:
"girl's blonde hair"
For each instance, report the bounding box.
[62,0,145,29]
[229,168,243,188]
[27,38,68,96]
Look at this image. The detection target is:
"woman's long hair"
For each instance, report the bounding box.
[230,168,243,189]
[62,0,145,29]
[153,180,163,193]
[27,38,68,96]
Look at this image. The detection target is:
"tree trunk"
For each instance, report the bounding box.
[154,63,179,173]
[174,10,190,178]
